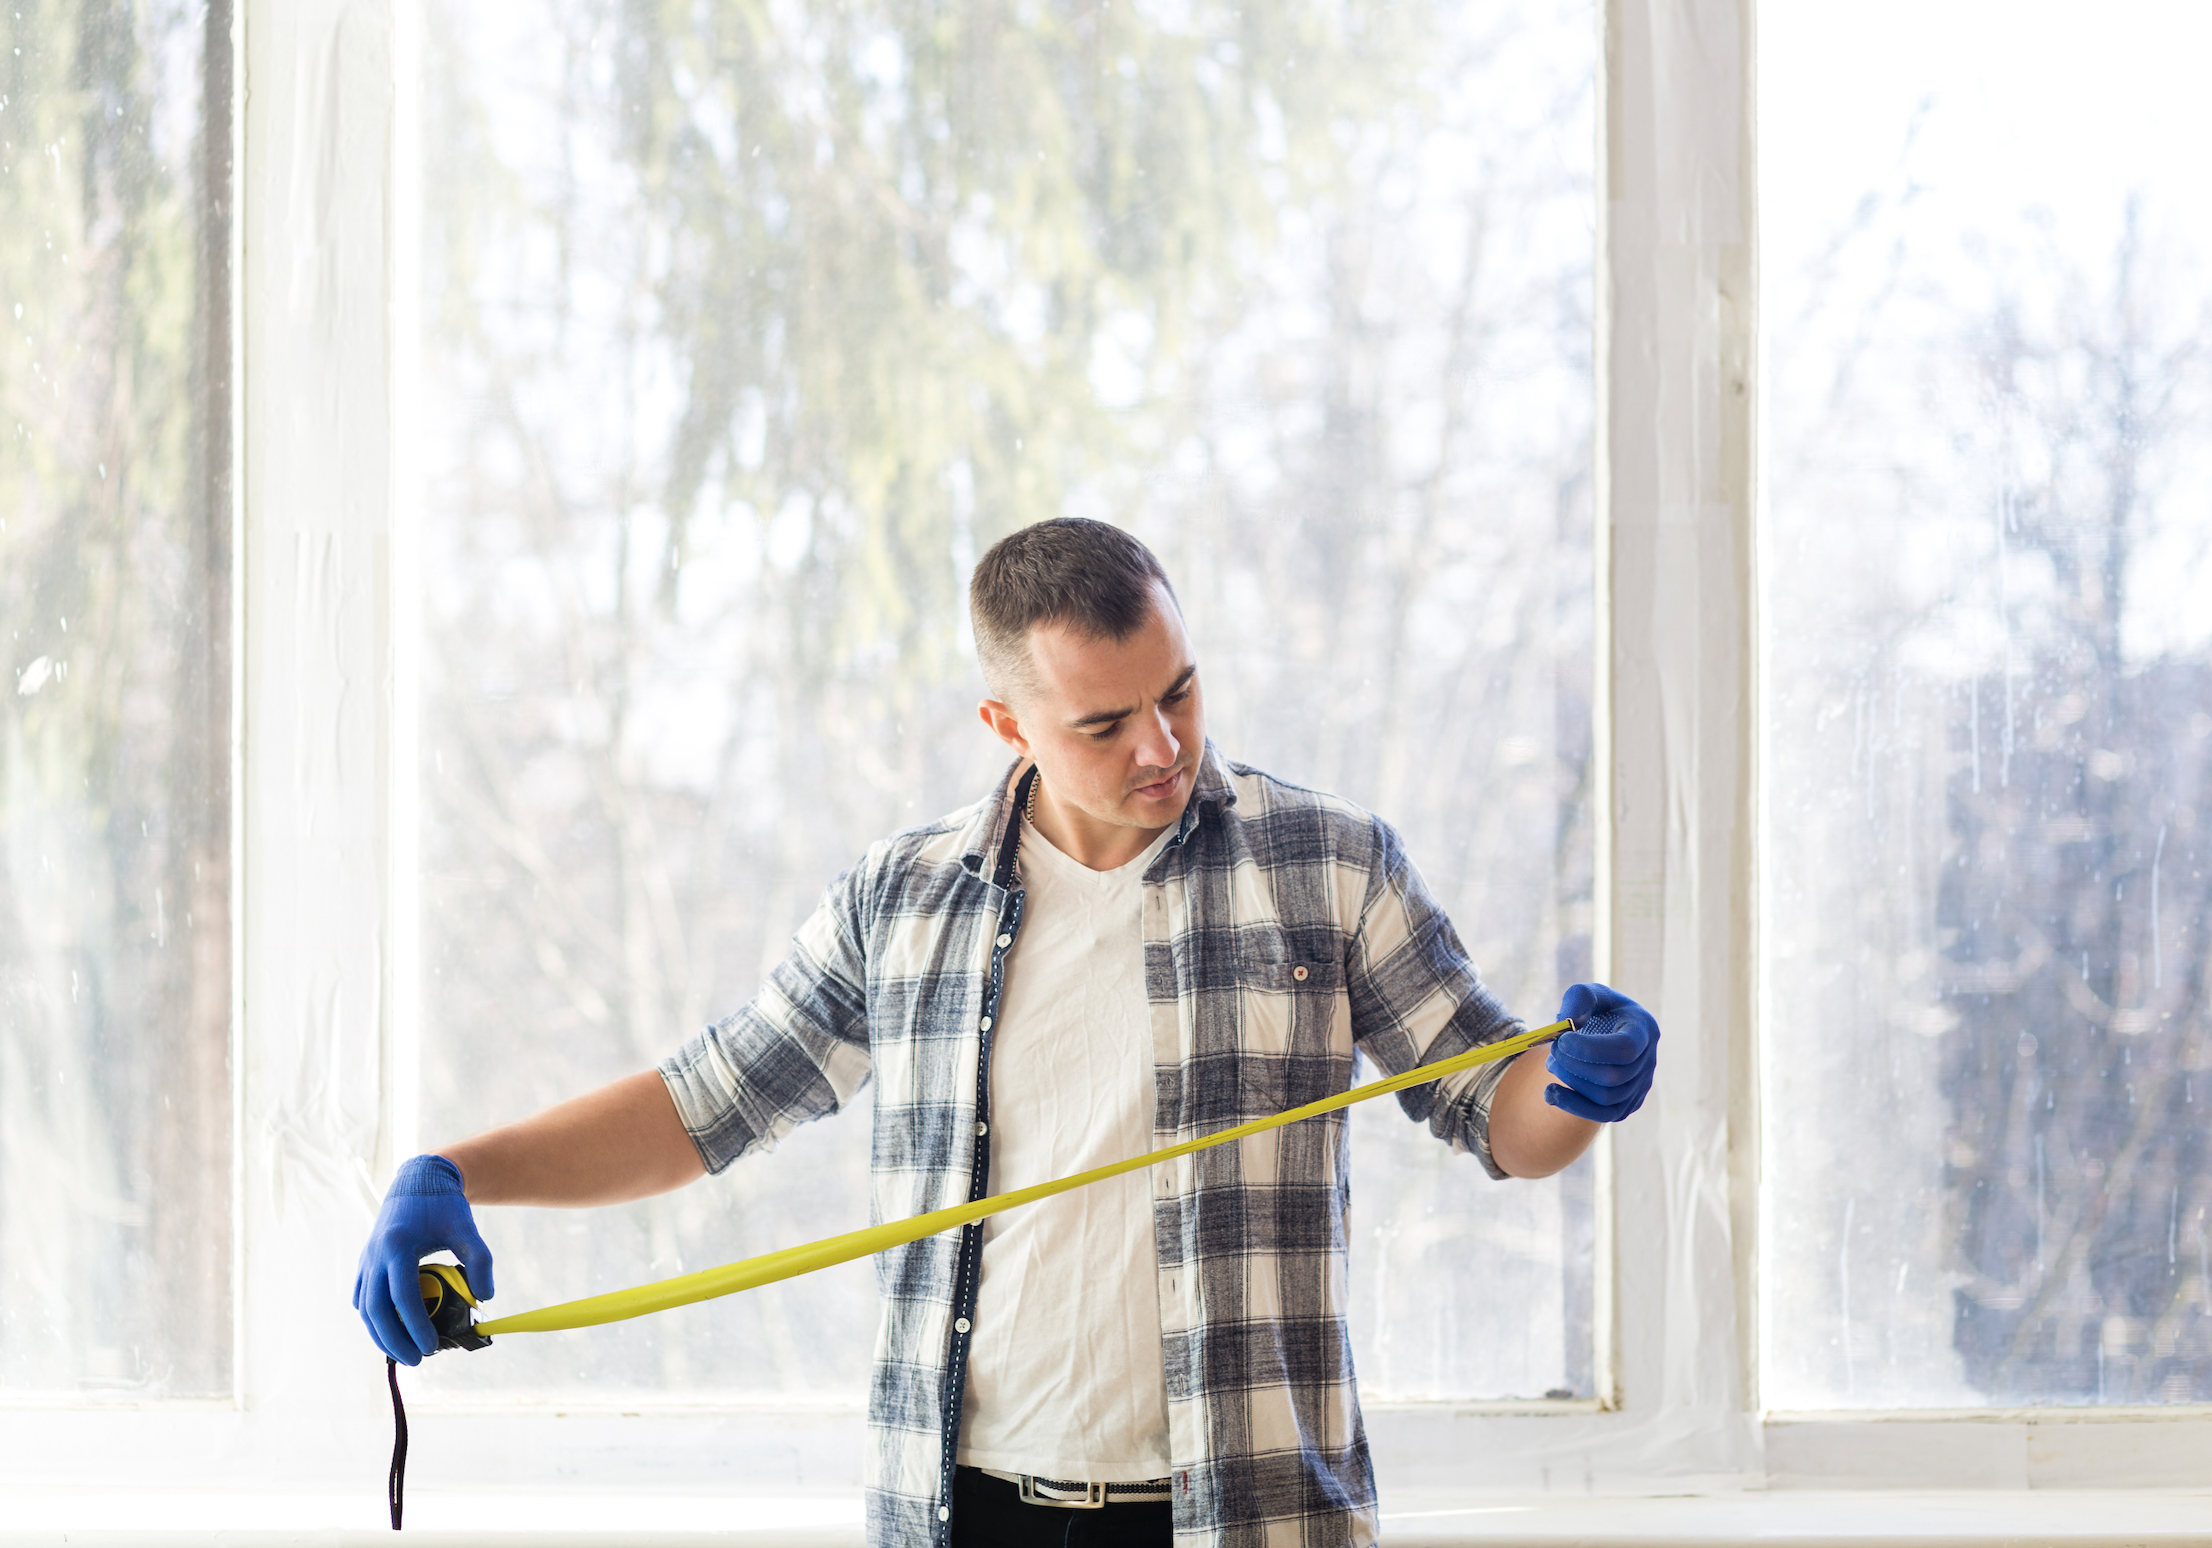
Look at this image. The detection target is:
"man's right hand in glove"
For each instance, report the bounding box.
[354,1154,495,1365]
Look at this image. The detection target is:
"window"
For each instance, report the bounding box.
[408,0,1597,1404]
[1762,0,2212,1409]
[0,0,233,1398]
[15,0,2212,1516]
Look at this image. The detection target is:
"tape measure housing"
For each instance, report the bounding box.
[418,1263,492,1353]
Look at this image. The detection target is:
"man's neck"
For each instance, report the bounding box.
[1028,775,1173,872]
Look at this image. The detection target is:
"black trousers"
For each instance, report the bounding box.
[949,1467,1173,1548]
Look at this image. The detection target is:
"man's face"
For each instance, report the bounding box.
[981,583,1205,840]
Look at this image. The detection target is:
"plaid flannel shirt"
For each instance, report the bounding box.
[659,743,1525,1548]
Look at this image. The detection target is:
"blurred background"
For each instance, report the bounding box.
[6,0,2210,1422]
[0,0,231,1395]
[406,0,1598,1404]
[1761,0,2212,1408]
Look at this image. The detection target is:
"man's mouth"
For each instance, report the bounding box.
[1132,766,1187,802]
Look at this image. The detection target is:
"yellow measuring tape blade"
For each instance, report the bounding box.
[472,1019,1568,1337]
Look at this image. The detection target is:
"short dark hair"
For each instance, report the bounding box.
[968,518,1179,701]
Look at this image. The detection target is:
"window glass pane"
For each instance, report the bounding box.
[0,1,233,1395]
[1762,1,2212,1407]
[415,0,1593,1403]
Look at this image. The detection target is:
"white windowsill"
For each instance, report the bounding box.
[5,1490,2210,1546]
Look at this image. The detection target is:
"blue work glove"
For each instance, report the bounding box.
[1544,983,1660,1123]
[353,1154,494,1365]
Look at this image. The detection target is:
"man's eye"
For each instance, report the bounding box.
[1088,723,1121,740]
[1164,688,1192,706]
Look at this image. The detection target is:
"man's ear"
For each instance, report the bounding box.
[978,698,1031,757]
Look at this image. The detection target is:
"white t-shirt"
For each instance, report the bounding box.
[954,815,1176,1481]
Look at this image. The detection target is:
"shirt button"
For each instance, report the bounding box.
[979,1015,993,1031]
[996,933,1012,948]
[976,1121,988,1137]
[1292,965,1308,982]
[939,1506,951,1522]
[955,1317,971,1334]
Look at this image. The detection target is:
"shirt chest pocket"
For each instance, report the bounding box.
[1234,948,1348,1063]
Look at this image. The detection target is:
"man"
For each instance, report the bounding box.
[355,519,1660,1547]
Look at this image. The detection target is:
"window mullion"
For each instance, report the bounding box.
[237,0,406,1446]
[1597,0,1762,1457]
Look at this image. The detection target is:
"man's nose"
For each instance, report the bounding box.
[1134,709,1181,773]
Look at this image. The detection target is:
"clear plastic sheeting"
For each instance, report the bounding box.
[0,1,232,1395]
[1762,1,2212,1409]
[411,0,1594,1404]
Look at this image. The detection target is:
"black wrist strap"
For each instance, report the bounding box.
[387,1357,409,1530]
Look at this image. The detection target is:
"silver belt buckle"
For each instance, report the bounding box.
[1017,1474,1107,1509]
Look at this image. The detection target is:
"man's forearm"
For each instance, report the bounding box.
[439,1070,706,1206]
[1487,1047,1601,1179]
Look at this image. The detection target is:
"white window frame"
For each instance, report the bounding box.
[2,0,2208,1505]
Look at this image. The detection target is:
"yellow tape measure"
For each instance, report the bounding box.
[463,1019,1567,1340]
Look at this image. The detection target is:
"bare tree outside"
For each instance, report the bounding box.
[411,0,1594,1403]
[0,0,232,1396]
[1763,4,2212,1408]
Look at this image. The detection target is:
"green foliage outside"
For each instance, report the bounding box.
[0,0,229,1396]
[415,0,1598,1401]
